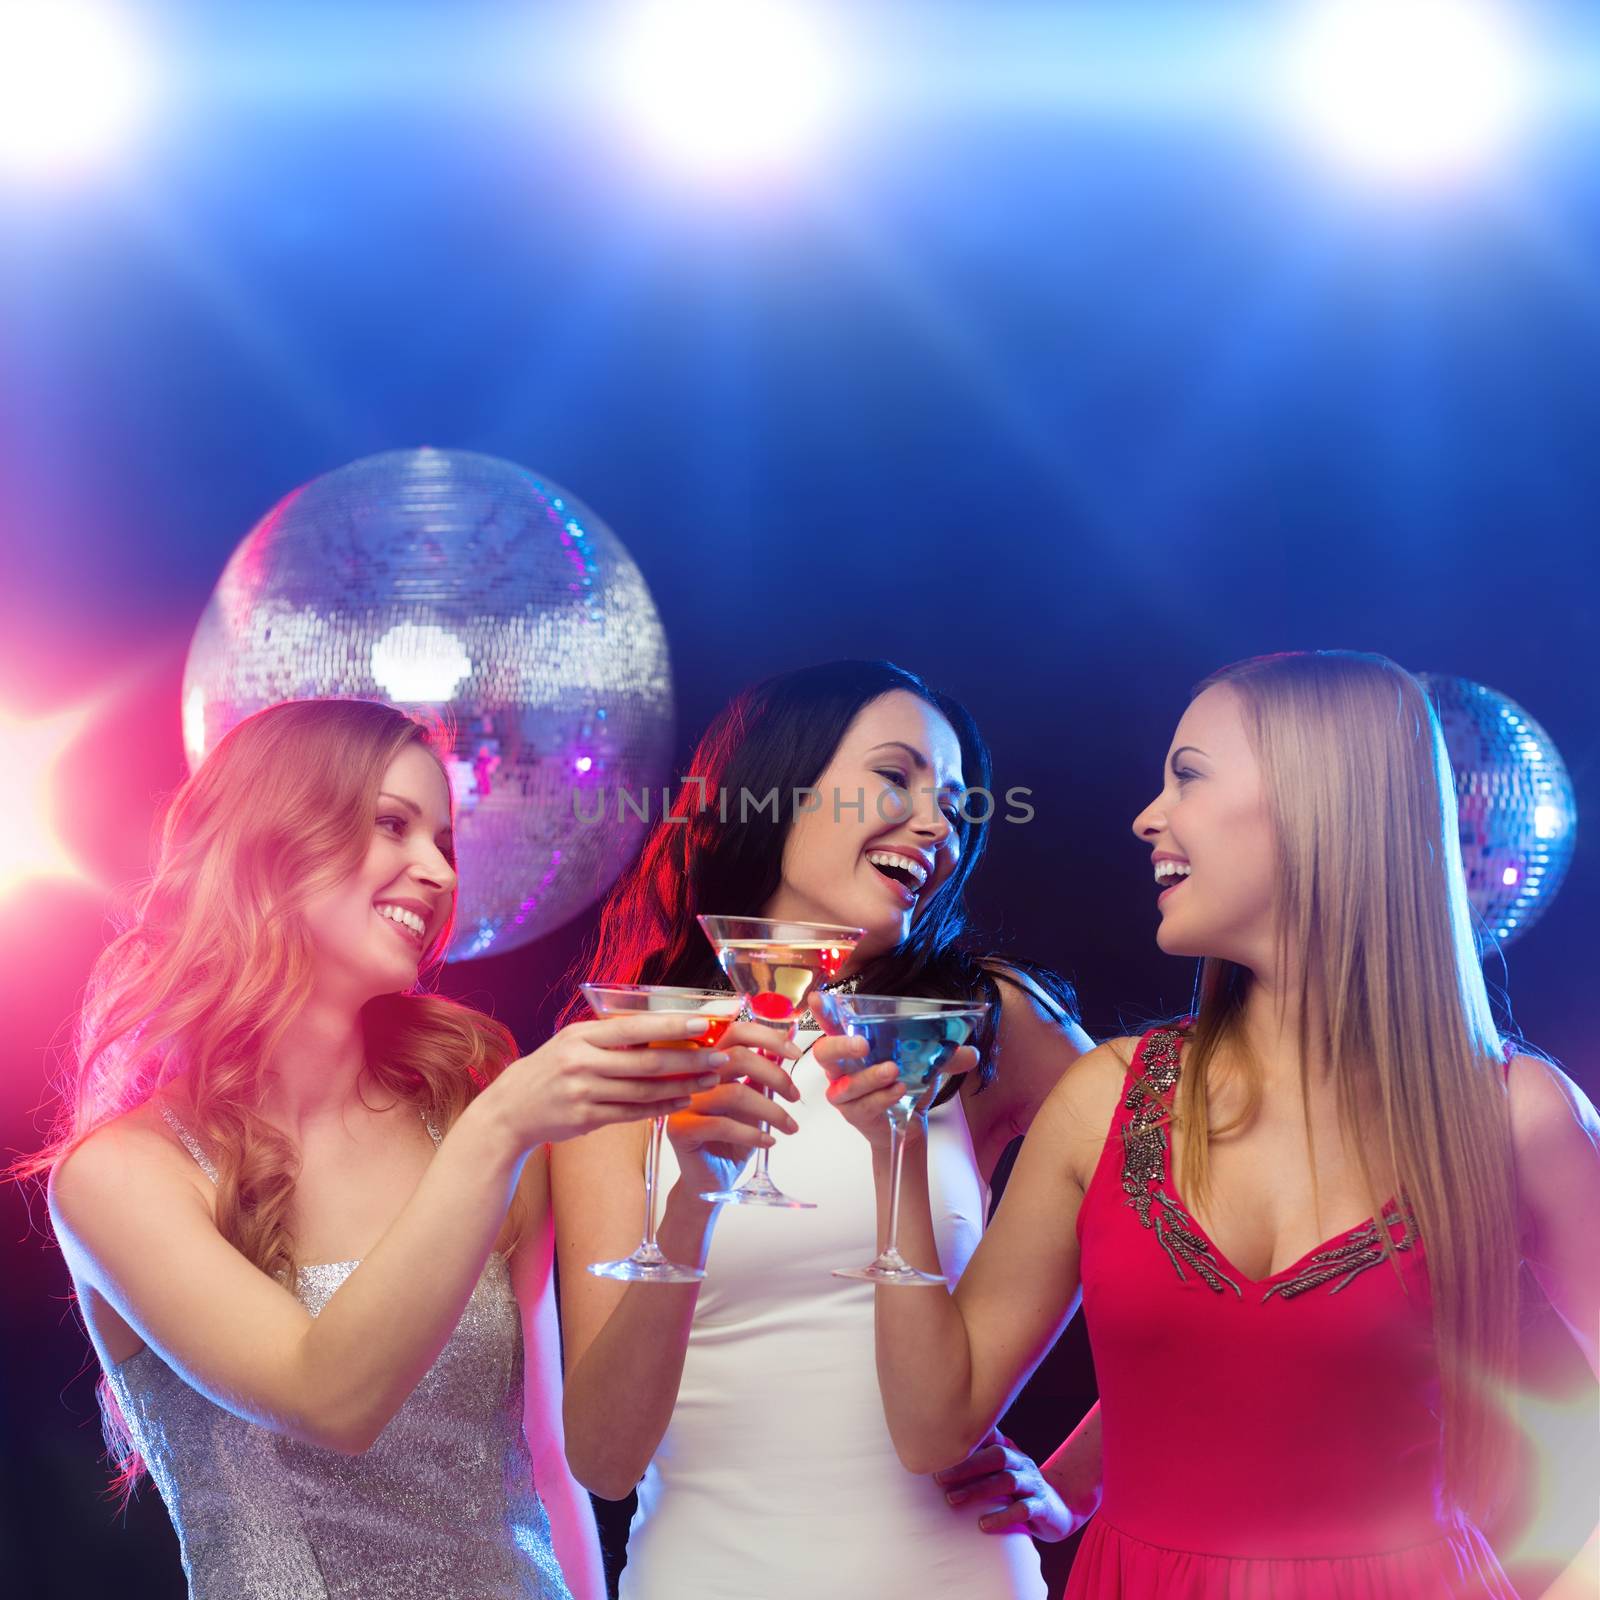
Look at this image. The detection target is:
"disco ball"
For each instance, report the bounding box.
[183,448,674,960]
[1419,674,1577,949]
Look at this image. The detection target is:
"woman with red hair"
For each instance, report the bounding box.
[26,698,722,1600]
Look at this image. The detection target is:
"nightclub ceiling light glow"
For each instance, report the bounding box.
[610,0,837,180]
[0,0,154,180]
[1281,0,1535,186]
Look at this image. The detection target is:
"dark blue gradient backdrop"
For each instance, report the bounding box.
[2,5,1596,1595]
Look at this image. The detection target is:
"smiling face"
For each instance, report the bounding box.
[1131,683,1278,973]
[761,690,965,965]
[300,740,458,1006]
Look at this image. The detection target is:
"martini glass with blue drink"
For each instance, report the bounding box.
[818,993,990,1286]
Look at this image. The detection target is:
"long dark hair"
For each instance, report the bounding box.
[563,660,1078,1094]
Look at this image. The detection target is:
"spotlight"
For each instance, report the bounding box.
[0,703,91,898]
[1282,0,1534,186]
[0,0,153,181]
[611,0,837,180]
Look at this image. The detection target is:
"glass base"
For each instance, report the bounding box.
[588,1246,705,1283]
[700,1171,816,1209]
[832,1250,946,1287]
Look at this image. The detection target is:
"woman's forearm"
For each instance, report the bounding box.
[285,1099,526,1450]
[872,1132,990,1473]
[561,1183,721,1498]
[1041,1403,1104,1528]
[535,1448,606,1600]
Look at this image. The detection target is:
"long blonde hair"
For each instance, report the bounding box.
[1171,651,1518,1520]
[21,699,527,1489]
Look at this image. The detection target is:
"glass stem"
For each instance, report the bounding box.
[747,1017,792,1186]
[883,1110,909,1260]
[642,1115,664,1250]
[751,1088,774,1184]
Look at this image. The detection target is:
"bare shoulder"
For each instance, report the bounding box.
[983,962,1091,1044]
[50,1101,213,1245]
[961,963,1094,1154]
[1046,1035,1138,1112]
[1030,1037,1138,1192]
[1505,1052,1600,1159]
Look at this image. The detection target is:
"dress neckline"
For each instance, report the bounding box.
[1124,1026,1413,1299]
[1165,1178,1406,1291]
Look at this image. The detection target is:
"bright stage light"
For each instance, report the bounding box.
[0,703,93,898]
[1282,0,1534,186]
[0,0,153,180]
[611,0,837,179]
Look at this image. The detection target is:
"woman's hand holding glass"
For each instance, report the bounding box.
[814,1034,980,1148]
[476,1013,730,1150]
[667,1020,805,1201]
[814,1010,983,1287]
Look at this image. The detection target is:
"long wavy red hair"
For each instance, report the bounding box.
[19,698,527,1492]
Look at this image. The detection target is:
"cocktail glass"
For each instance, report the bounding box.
[694,914,862,1208]
[817,993,989,1286]
[580,983,743,1281]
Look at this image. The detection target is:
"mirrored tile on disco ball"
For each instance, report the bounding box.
[1420,673,1577,949]
[183,448,675,961]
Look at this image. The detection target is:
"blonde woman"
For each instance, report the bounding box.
[824,651,1599,1597]
[23,699,725,1600]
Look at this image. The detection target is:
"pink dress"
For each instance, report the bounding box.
[1068,1026,1516,1598]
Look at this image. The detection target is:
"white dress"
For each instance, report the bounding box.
[620,1020,1048,1600]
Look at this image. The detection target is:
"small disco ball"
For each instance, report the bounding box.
[183,448,674,960]
[1419,674,1577,949]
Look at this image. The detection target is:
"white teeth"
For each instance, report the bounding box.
[866,851,929,887]
[377,904,426,937]
[1153,861,1192,884]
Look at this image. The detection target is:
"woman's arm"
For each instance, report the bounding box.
[821,1038,1127,1473]
[507,1150,605,1600]
[1040,1405,1104,1529]
[1508,1053,1600,1378]
[51,1013,715,1454]
[1510,1049,1600,1376]
[553,1024,800,1499]
[1507,1055,1600,1600]
[551,1121,714,1500]
[939,973,1101,1530]
[961,963,1095,1185]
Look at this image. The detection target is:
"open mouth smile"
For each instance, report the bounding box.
[1153,858,1190,906]
[375,901,429,949]
[866,849,929,907]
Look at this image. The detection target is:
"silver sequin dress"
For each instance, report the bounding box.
[102,1111,572,1600]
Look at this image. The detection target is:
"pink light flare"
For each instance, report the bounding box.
[0,698,100,900]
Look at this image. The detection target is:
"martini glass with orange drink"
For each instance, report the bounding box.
[580,983,743,1282]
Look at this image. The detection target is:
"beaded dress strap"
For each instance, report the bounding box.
[159,1105,220,1185]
